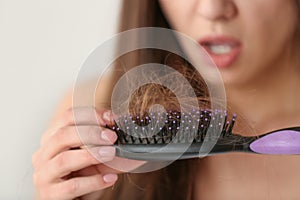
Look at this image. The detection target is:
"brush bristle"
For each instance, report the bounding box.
[110,109,237,145]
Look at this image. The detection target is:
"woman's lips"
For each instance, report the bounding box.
[199,36,242,68]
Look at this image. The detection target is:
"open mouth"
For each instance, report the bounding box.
[203,43,235,55]
[199,36,242,68]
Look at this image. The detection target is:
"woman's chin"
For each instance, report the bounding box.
[220,70,251,88]
[220,71,238,85]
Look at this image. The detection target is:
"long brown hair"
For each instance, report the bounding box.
[100,0,208,199]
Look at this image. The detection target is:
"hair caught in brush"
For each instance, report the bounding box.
[101,51,207,200]
[128,52,211,117]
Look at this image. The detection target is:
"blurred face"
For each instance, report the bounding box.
[159,0,299,86]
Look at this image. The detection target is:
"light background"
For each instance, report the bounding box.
[0,0,121,199]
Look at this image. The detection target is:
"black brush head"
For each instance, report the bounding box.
[110,109,237,145]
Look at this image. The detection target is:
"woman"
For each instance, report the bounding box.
[32,0,300,199]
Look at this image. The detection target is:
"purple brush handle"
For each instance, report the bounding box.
[250,130,300,154]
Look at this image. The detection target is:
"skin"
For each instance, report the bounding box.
[159,0,300,199]
[32,0,300,199]
[32,105,121,200]
[32,80,144,200]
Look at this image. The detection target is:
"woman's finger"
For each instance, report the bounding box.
[39,126,117,162]
[41,107,114,146]
[56,106,113,128]
[51,173,118,200]
[39,147,116,183]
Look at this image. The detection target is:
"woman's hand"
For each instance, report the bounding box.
[32,107,144,200]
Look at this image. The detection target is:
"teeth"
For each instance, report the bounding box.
[209,45,232,54]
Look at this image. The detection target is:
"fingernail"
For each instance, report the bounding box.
[98,146,115,157]
[101,130,117,143]
[103,174,118,183]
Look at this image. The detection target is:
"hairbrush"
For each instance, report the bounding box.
[106,109,300,161]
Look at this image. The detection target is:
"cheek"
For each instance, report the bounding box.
[242,2,298,63]
[242,1,298,39]
[223,1,299,84]
[159,0,197,34]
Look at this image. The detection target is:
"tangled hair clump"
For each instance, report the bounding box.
[127,52,211,118]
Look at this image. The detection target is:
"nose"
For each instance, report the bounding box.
[196,0,237,21]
